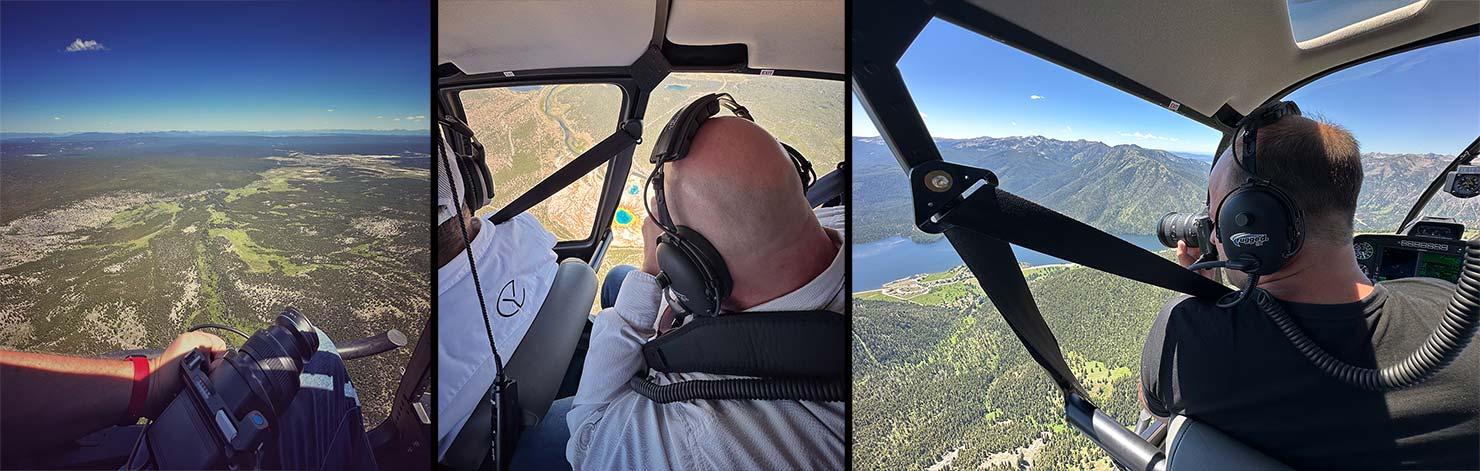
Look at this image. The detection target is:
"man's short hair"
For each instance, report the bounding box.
[1230,116,1363,244]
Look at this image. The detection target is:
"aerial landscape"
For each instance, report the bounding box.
[0,0,428,431]
[851,134,1480,470]
[463,73,844,303]
[0,133,428,427]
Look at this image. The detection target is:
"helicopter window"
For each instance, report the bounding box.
[589,72,844,313]
[457,83,623,241]
[853,18,1225,470]
[1287,0,1423,45]
[1283,36,1479,237]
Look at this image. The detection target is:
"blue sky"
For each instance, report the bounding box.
[853,18,1479,156]
[0,2,428,133]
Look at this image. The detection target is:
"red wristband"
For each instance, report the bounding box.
[126,356,150,421]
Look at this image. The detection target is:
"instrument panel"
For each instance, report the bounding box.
[1354,234,1465,283]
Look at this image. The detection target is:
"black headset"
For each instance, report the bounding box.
[437,111,496,212]
[1213,100,1306,277]
[645,93,816,317]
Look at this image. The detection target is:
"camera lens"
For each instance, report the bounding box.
[1157,212,1202,249]
[225,308,320,417]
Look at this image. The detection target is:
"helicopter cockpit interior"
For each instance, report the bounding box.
[437,1,844,469]
[854,0,1477,469]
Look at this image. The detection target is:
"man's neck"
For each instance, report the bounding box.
[726,227,839,311]
[436,216,482,269]
[1256,241,1374,304]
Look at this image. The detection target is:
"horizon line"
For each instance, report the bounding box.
[1,128,427,135]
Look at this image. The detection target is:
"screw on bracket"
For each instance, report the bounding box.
[908,160,998,234]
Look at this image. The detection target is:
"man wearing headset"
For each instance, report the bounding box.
[1138,111,1477,469]
[566,113,845,470]
[434,132,562,463]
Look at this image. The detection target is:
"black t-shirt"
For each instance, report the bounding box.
[1141,278,1479,470]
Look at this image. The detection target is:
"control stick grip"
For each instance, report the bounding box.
[337,329,408,361]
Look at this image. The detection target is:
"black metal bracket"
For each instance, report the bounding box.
[907,160,997,233]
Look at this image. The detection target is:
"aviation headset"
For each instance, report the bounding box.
[1212,100,1306,277]
[437,112,496,212]
[645,93,817,317]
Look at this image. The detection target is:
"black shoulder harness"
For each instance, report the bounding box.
[629,311,848,403]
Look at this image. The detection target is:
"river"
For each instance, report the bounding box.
[852,233,1166,291]
[541,86,577,154]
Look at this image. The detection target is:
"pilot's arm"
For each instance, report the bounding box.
[0,332,227,455]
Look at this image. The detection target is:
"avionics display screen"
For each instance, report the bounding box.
[1376,247,1463,282]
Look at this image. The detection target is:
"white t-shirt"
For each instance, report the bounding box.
[436,213,557,461]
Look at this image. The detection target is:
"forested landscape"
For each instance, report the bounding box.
[854,257,1180,470]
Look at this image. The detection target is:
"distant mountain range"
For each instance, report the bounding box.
[853,136,1479,245]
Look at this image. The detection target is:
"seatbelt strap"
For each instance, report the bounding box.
[490,123,641,224]
[908,161,1231,395]
[945,225,1085,395]
[925,164,1231,299]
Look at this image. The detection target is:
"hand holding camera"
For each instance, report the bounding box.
[144,332,229,419]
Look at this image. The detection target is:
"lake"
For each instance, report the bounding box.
[852,233,1166,291]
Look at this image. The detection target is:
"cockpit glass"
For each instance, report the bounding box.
[458,83,622,241]
[1285,36,1479,238]
[852,18,1222,470]
[1287,0,1423,44]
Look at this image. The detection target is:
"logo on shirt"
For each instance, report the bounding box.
[1230,232,1269,248]
[497,279,525,317]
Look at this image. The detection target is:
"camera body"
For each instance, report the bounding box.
[127,308,319,470]
[1156,210,1217,259]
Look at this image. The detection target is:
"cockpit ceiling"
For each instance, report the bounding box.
[437,0,844,77]
[966,0,1476,117]
[666,0,845,75]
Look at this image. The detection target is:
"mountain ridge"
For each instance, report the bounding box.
[853,135,1478,245]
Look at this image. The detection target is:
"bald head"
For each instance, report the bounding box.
[660,116,834,309]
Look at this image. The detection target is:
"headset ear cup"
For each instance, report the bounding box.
[470,156,494,209]
[655,227,733,316]
[675,226,732,302]
[657,235,713,316]
[1217,185,1298,275]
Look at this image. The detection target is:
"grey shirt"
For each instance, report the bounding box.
[567,207,847,470]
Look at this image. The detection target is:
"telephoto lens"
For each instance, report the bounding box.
[129,308,320,470]
[1156,211,1213,249]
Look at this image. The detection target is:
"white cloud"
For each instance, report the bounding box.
[64,38,107,52]
[1030,95,1045,100]
[393,118,401,121]
[375,116,383,119]
[404,115,426,121]
[53,117,62,120]
[1119,131,1180,142]
[1010,121,1018,126]
[326,109,334,112]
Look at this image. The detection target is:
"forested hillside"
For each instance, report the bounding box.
[852,136,1208,244]
[853,259,1181,471]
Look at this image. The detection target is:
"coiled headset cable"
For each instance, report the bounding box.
[1252,239,1479,391]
